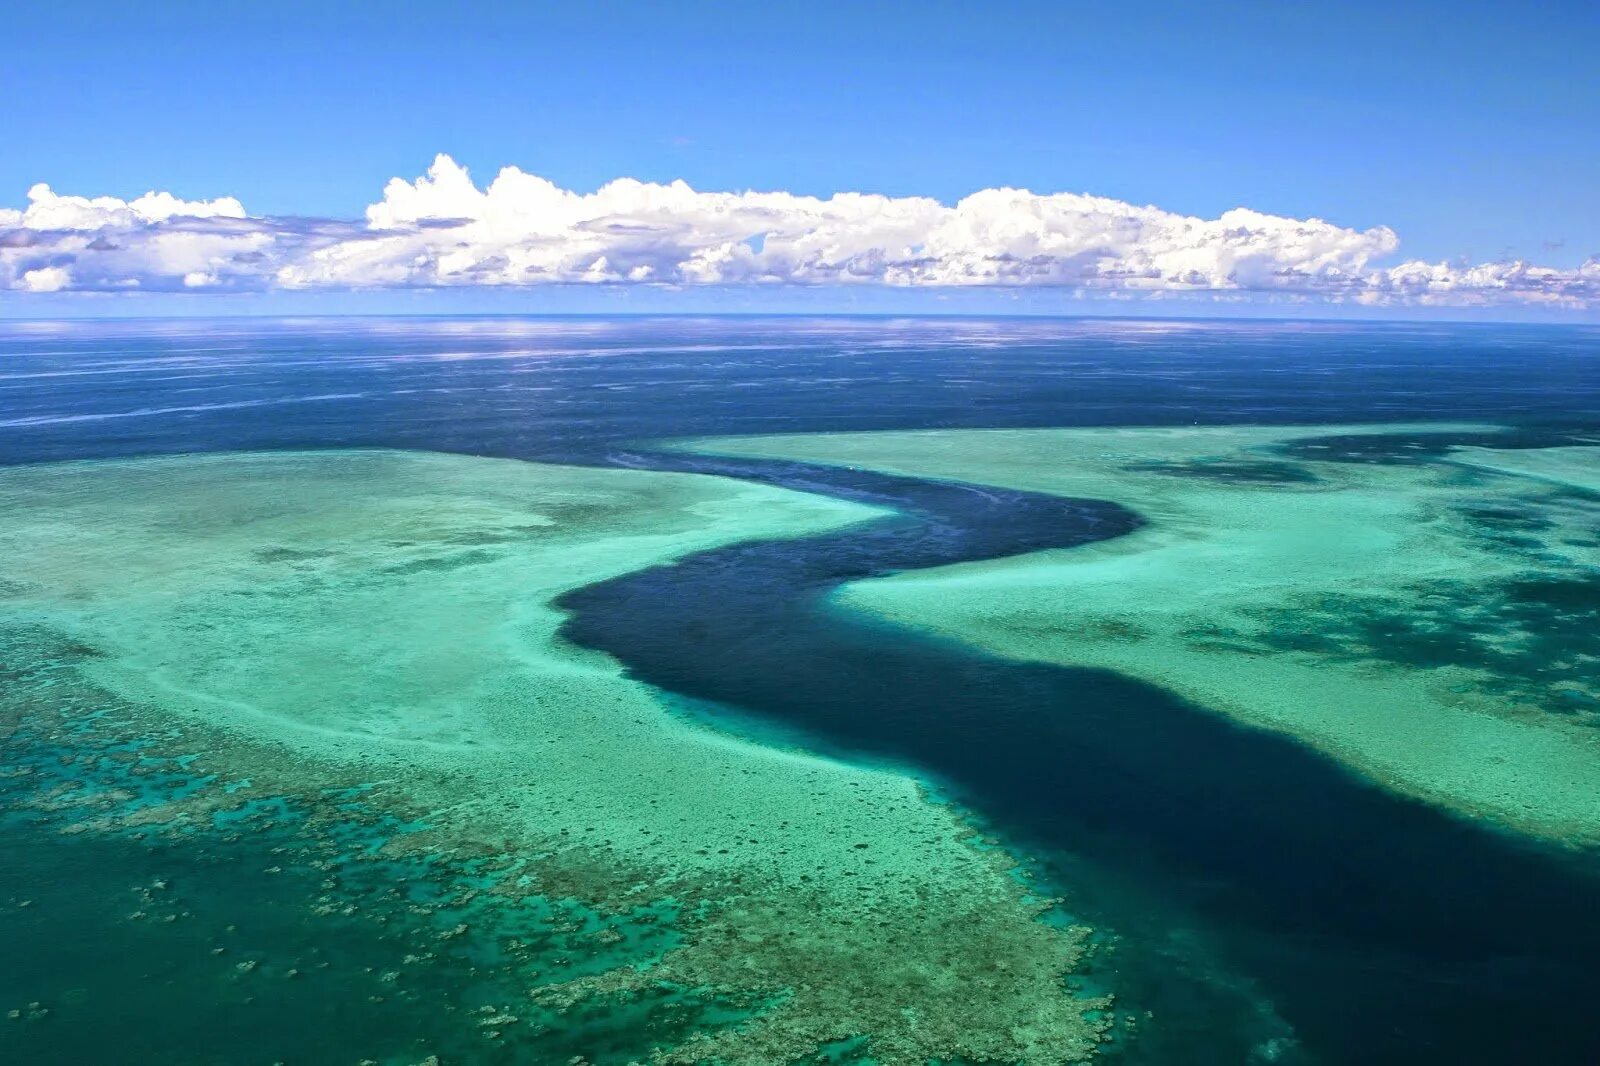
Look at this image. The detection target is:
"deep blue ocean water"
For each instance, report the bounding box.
[3,316,1600,1065]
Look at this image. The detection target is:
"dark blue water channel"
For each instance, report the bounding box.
[564,445,1600,1065]
[4,316,1600,1063]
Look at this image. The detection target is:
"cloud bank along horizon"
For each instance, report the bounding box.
[2,154,1596,309]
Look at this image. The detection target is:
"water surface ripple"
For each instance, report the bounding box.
[5,317,1600,1063]
[558,444,1600,1066]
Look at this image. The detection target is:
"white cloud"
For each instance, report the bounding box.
[14,183,246,229]
[0,182,352,294]
[2,154,1595,309]
[19,265,71,293]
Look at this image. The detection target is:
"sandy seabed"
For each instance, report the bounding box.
[0,449,1110,1064]
[691,426,1600,845]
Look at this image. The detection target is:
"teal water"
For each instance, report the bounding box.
[0,668,736,1065]
[4,317,1600,1064]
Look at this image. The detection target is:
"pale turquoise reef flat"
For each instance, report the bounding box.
[0,449,1109,1064]
[686,426,1600,844]
[1451,443,1600,494]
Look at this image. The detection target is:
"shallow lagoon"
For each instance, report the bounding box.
[0,448,1106,1064]
[691,424,1600,842]
[3,317,1600,1064]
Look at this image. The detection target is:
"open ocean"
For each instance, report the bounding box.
[3,316,1600,1065]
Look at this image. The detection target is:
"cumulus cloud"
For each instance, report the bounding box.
[0,183,351,294]
[2,154,1595,308]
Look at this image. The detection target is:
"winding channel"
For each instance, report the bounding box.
[556,444,1600,1065]
[7,318,1599,1063]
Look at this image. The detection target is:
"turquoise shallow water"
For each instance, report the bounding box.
[0,451,1106,1066]
[691,424,1600,842]
[0,643,745,1064]
[3,317,1600,1064]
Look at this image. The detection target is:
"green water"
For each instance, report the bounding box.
[1,664,732,1065]
[688,425,1600,843]
[18,427,1594,1062]
[0,449,1109,1064]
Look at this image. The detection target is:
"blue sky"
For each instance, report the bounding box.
[3,1,1597,317]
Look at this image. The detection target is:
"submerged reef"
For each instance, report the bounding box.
[687,426,1600,844]
[0,450,1109,1064]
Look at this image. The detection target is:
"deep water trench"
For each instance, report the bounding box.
[555,446,1600,1066]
